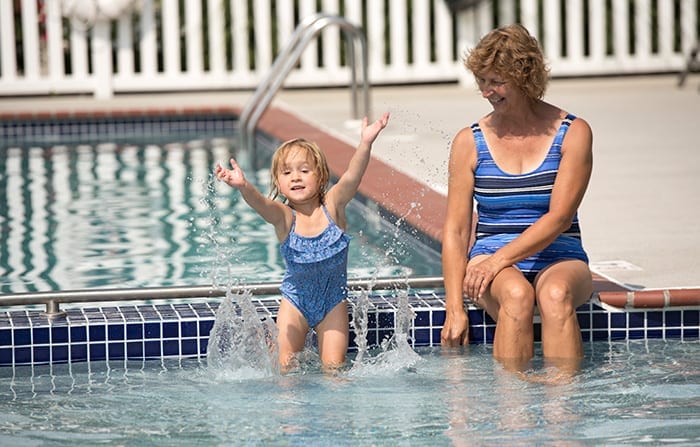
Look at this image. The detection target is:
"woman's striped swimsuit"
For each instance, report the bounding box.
[468,113,589,282]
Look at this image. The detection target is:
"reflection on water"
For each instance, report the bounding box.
[0,138,441,294]
[1,340,699,446]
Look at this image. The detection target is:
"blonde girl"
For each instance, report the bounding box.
[215,112,390,370]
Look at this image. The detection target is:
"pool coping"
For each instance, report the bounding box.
[2,105,699,310]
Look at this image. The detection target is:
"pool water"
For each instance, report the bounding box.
[0,138,441,294]
[0,339,698,446]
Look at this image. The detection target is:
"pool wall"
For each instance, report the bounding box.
[1,295,699,366]
[1,107,699,367]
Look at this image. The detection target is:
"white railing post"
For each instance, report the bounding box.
[116,16,135,75]
[139,0,158,77]
[184,0,203,74]
[589,0,606,65]
[91,21,113,98]
[231,0,249,74]
[520,0,539,40]
[45,0,64,84]
[0,0,17,81]
[434,0,454,69]
[453,1,492,87]
[680,0,698,57]
[20,0,41,79]
[454,8,474,86]
[162,0,180,76]
[207,0,226,76]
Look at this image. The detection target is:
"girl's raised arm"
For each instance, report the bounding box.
[215,158,289,240]
[331,112,390,207]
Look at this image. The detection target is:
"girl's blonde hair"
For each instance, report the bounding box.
[269,138,330,202]
[465,23,550,100]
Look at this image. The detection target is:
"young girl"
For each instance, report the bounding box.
[214,112,390,370]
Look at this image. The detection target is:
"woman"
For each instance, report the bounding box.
[440,24,593,370]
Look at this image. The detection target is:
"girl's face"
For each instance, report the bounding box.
[276,147,321,204]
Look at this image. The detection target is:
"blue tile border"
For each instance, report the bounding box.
[1,294,699,366]
[0,113,237,145]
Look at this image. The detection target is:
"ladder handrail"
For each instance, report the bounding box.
[239,13,370,155]
[0,276,445,318]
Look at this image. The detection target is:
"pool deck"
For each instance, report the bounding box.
[1,74,699,307]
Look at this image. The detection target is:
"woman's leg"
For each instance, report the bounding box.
[534,260,592,360]
[474,257,536,365]
[276,298,310,370]
[315,300,349,370]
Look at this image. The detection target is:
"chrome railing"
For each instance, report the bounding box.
[0,276,444,318]
[238,12,370,156]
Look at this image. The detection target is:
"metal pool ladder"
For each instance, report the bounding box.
[238,13,371,156]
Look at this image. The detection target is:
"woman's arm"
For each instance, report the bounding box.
[441,127,477,347]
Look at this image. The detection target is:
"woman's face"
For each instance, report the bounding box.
[475,71,512,109]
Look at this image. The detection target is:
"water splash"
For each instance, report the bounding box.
[206,289,280,380]
[202,171,283,380]
[350,286,373,366]
[349,286,423,377]
[193,174,244,288]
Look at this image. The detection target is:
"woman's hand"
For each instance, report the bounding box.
[441,308,470,347]
[214,158,246,189]
[463,256,500,301]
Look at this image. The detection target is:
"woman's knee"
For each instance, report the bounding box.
[537,280,578,320]
[496,281,536,321]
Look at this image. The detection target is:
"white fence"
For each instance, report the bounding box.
[0,0,698,98]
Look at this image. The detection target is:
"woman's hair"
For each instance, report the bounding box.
[269,138,330,202]
[465,23,550,100]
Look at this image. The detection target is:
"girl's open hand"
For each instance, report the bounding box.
[214,158,246,188]
[361,112,390,145]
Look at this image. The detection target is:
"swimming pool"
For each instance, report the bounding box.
[0,136,441,294]
[1,339,698,446]
[1,107,699,371]
[1,105,700,445]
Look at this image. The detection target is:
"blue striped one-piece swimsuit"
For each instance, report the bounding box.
[468,113,589,282]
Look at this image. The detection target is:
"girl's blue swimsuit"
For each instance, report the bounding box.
[468,113,589,282]
[279,205,351,327]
